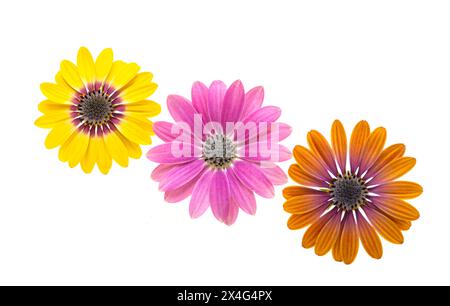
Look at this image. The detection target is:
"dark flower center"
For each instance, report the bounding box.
[330,171,368,211]
[202,134,237,169]
[78,90,113,125]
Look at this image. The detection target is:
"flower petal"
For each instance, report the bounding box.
[364,205,404,244]
[40,83,74,104]
[371,181,423,199]
[95,48,113,83]
[146,143,197,164]
[331,120,347,174]
[287,204,329,230]
[283,194,330,214]
[167,95,198,133]
[340,213,359,265]
[221,80,245,124]
[288,164,329,188]
[151,164,177,182]
[103,130,129,167]
[164,175,198,203]
[208,80,226,124]
[370,157,416,186]
[302,208,337,249]
[260,164,288,186]
[77,47,96,85]
[191,81,209,120]
[159,159,205,192]
[364,144,405,179]
[307,130,338,176]
[190,170,214,218]
[209,170,231,223]
[283,186,327,199]
[242,86,264,117]
[231,161,274,198]
[349,120,370,173]
[45,121,76,149]
[227,170,257,215]
[60,60,84,92]
[243,106,281,124]
[356,210,383,259]
[293,145,330,181]
[315,211,342,256]
[371,196,420,221]
[153,121,179,142]
[359,127,387,174]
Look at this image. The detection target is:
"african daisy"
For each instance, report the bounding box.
[283,120,422,264]
[35,47,160,174]
[147,80,292,225]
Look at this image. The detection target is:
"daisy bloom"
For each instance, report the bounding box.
[147,80,292,225]
[35,47,160,174]
[284,120,422,264]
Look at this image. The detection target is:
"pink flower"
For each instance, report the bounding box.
[147,80,292,225]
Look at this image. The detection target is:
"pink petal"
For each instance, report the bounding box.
[242,86,264,117]
[209,170,231,223]
[147,143,198,164]
[164,178,197,203]
[191,81,209,120]
[167,95,197,132]
[243,106,281,124]
[260,164,288,185]
[231,160,274,198]
[151,164,177,182]
[208,81,227,124]
[238,143,291,162]
[225,200,239,226]
[189,170,214,218]
[221,80,245,125]
[153,121,179,142]
[159,159,205,192]
[227,170,257,215]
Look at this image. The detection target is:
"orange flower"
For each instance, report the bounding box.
[283,120,422,264]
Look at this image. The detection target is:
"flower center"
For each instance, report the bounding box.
[330,171,368,211]
[202,134,237,169]
[78,90,113,125]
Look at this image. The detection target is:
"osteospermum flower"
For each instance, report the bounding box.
[147,80,292,225]
[283,120,422,264]
[35,47,160,174]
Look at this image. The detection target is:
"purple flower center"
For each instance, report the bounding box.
[202,134,237,169]
[330,172,368,211]
[78,89,113,126]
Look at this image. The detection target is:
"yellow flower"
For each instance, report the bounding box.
[35,47,160,174]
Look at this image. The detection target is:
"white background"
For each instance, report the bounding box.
[0,0,448,285]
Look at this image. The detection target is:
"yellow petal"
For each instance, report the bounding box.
[60,60,84,91]
[121,72,154,91]
[121,82,158,103]
[81,136,97,174]
[117,118,152,145]
[40,83,74,104]
[105,60,126,87]
[95,48,113,83]
[116,131,142,159]
[35,112,71,128]
[123,100,161,117]
[45,121,76,149]
[55,71,75,92]
[96,137,112,175]
[112,63,140,90]
[77,47,96,85]
[104,131,129,167]
[38,100,71,114]
[58,129,89,167]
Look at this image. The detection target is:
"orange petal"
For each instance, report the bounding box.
[283,186,329,199]
[283,194,330,214]
[315,211,342,256]
[293,145,330,181]
[393,219,412,231]
[364,205,404,244]
[340,213,359,265]
[371,197,420,221]
[371,181,423,199]
[371,157,416,185]
[287,204,329,230]
[302,208,337,249]
[331,120,347,174]
[332,224,344,262]
[356,210,383,259]
[349,120,370,173]
[365,144,405,179]
[359,127,387,174]
[288,164,328,188]
[308,130,338,176]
